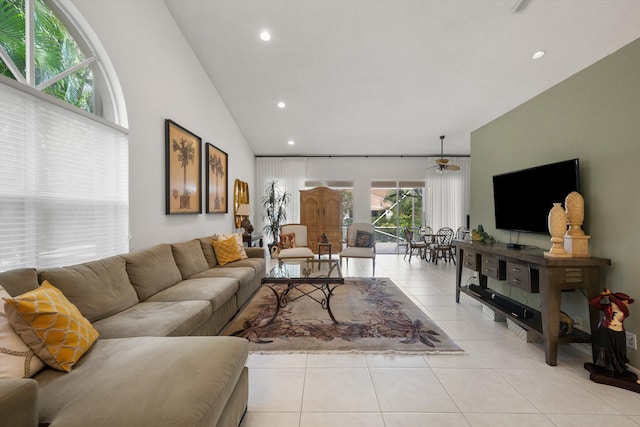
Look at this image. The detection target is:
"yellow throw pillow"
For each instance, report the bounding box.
[4,281,99,372]
[212,236,242,266]
[216,233,248,259]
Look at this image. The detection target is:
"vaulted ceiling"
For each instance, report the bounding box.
[165,0,640,157]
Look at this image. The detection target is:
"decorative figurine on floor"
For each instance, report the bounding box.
[584,288,640,393]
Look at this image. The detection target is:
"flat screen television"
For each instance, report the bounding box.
[492,159,580,234]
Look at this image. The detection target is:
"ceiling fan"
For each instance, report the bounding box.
[428,135,460,172]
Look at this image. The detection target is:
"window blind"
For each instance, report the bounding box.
[0,82,128,272]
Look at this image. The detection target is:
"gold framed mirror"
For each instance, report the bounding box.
[233,179,249,227]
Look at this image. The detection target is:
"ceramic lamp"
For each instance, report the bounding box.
[236,204,253,234]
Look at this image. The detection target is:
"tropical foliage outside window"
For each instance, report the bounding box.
[0,0,95,112]
[372,188,424,243]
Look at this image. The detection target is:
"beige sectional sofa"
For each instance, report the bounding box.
[0,234,265,427]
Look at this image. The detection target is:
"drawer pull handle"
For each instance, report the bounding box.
[512,279,521,284]
[512,268,521,272]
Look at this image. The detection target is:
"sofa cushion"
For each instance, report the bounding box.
[223,257,267,276]
[277,247,315,259]
[91,300,211,338]
[0,286,46,379]
[190,266,255,292]
[38,256,139,322]
[33,336,248,427]
[171,240,210,279]
[4,281,99,372]
[213,237,242,266]
[197,235,219,268]
[123,244,182,301]
[0,268,39,297]
[146,277,239,312]
[0,378,38,427]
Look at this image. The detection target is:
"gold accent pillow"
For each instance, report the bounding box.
[4,281,99,372]
[215,233,248,259]
[0,286,46,378]
[212,236,242,266]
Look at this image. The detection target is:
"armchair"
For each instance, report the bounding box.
[339,223,376,276]
[270,224,315,260]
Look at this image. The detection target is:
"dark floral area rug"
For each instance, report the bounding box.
[222,277,463,354]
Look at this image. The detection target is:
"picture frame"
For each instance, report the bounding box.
[165,119,202,214]
[205,143,228,213]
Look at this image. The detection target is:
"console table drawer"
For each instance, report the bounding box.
[462,251,479,270]
[481,256,506,280]
[507,261,539,293]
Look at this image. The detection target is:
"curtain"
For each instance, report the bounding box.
[0,81,129,271]
[425,157,471,232]
[256,157,307,239]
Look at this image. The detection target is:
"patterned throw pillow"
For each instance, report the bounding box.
[212,236,242,266]
[279,233,297,249]
[0,286,46,378]
[215,233,248,259]
[355,230,374,247]
[4,281,99,372]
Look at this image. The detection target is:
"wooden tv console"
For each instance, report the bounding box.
[454,240,611,366]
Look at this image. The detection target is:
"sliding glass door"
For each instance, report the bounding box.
[371,181,425,254]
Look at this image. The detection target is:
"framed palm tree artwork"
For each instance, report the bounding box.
[165,119,202,214]
[205,143,228,213]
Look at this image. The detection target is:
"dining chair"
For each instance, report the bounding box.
[432,227,456,265]
[403,227,429,262]
[420,226,435,262]
[453,226,469,257]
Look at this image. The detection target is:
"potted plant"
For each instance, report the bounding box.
[261,180,290,252]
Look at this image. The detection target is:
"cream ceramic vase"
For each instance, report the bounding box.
[549,203,567,237]
[564,191,590,256]
[545,203,571,258]
[564,191,585,237]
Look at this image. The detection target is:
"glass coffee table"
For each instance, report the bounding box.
[261,259,344,324]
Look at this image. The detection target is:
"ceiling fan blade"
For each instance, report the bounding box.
[446,164,460,171]
[435,158,449,165]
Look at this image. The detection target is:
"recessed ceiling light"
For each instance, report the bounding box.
[277,101,286,109]
[259,31,271,42]
[288,140,295,145]
[532,50,545,59]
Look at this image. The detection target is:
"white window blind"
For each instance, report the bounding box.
[0,81,128,272]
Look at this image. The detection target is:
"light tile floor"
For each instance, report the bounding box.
[240,254,640,427]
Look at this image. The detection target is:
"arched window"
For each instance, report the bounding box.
[0,0,129,271]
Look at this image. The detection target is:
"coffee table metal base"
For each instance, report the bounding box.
[265,281,342,324]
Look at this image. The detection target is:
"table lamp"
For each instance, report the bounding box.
[236,204,253,234]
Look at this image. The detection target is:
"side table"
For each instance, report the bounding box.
[242,232,263,247]
[318,243,332,263]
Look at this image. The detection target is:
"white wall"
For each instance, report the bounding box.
[70,0,256,251]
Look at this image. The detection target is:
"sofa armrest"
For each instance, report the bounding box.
[0,378,38,427]
[245,247,265,258]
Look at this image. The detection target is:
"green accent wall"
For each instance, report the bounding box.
[471,37,640,366]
